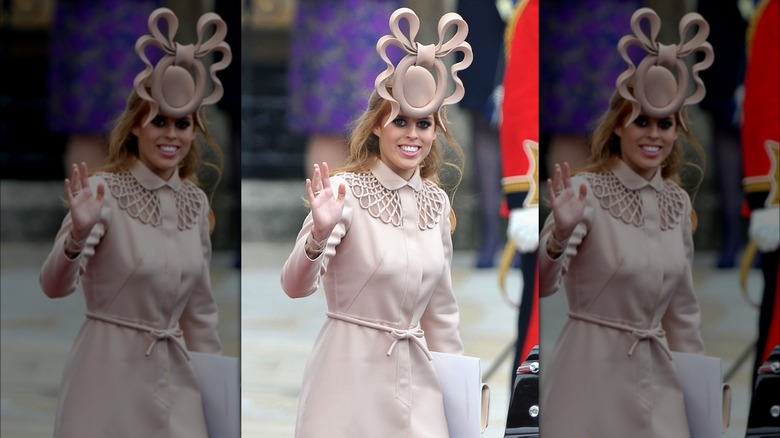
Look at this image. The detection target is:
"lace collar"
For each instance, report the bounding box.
[341,160,445,229]
[99,160,203,230]
[584,159,686,230]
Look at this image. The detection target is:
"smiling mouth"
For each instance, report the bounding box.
[399,145,421,155]
[158,145,180,157]
[641,145,661,154]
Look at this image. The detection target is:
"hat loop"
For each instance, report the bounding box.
[615,7,713,131]
[374,8,472,131]
[133,7,232,128]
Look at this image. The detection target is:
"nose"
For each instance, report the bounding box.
[406,124,419,139]
[647,123,660,139]
[164,123,177,139]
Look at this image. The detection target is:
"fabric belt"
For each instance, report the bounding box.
[568,311,672,360]
[86,311,190,360]
[326,311,432,360]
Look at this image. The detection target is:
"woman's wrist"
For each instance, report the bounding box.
[546,232,565,259]
[552,226,568,243]
[64,231,87,259]
[304,232,328,259]
[70,228,89,243]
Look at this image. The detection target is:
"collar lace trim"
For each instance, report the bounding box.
[101,172,203,230]
[342,172,446,230]
[584,172,686,230]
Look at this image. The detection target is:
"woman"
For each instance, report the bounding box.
[280,7,472,437]
[39,7,231,437]
[539,7,713,437]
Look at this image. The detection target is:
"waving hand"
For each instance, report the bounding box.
[64,162,105,242]
[306,162,346,242]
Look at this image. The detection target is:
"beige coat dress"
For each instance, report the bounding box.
[539,160,704,438]
[281,159,463,437]
[40,160,222,438]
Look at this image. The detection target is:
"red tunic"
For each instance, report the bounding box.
[500,0,539,363]
[741,0,779,368]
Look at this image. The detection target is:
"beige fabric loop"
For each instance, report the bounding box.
[374,7,472,131]
[615,7,713,131]
[133,7,232,128]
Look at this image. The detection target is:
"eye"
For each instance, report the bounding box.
[633,116,648,127]
[658,119,674,129]
[151,116,166,127]
[392,118,407,127]
[175,119,192,129]
[417,120,432,129]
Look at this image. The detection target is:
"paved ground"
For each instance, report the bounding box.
[2,239,763,437]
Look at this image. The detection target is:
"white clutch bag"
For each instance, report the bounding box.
[431,351,490,437]
[671,352,732,437]
[190,352,240,438]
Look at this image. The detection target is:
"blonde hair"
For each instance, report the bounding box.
[332,88,466,229]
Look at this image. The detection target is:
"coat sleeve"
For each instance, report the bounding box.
[420,195,464,355]
[662,196,705,354]
[538,177,592,297]
[180,190,223,354]
[39,176,109,299]
[280,175,352,298]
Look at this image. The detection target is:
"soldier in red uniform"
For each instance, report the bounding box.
[499,1,540,435]
[741,0,779,386]
[741,1,779,433]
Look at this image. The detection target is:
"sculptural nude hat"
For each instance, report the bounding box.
[615,7,714,131]
[374,7,473,131]
[133,7,232,129]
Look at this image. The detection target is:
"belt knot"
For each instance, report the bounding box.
[327,312,432,360]
[569,311,672,360]
[86,311,190,360]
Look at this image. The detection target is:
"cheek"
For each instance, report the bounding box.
[181,129,196,144]
[423,130,436,146]
[663,142,675,160]
[137,131,153,149]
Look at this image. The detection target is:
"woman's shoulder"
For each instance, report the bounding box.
[333,170,375,200]
[89,170,128,200]
[180,179,208,201]
[421,179,449,203]
[662,179,690,200]
[569,171,600,199]
[659,179,692,229]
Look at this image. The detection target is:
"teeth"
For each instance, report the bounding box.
[401,145,419,152]
[160,146,178,153]
[642,146,660,153]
